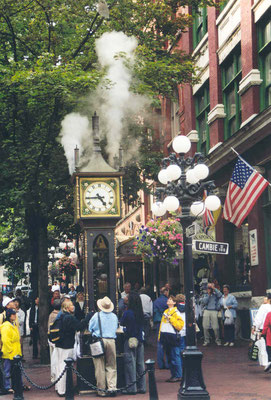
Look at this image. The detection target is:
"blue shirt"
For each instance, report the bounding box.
[89,311,118,339]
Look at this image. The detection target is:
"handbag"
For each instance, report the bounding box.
[224,308,234,325]
[255,337,269,367]
[128,337,139,349]
[248,340,259,361]
[89,312,105,358]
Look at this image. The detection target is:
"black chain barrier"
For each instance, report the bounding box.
[71,365,148,394]
[11,356,158,400]
[18,361,67,390]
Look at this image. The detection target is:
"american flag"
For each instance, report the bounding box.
[223,158,269,228]
[203,190,215,232]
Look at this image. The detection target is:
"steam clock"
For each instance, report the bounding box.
[73,113,123,311]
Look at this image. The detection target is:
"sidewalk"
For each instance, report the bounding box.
[3,337,270,400]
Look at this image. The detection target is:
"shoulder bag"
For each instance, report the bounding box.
[89,312,105,358]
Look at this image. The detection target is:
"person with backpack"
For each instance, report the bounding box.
[53,298,90,397]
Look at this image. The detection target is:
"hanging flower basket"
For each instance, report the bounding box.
[58,256,77,276]
[48,263,60,277]
[134,218,183,263]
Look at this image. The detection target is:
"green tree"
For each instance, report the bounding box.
[0,0,215,363]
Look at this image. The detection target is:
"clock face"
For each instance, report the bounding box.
[84,182,115,213]
[77,177,121,218]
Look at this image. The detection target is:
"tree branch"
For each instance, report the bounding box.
[33,0,51,53]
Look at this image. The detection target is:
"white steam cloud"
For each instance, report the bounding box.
[59,113,91,174]
[60,31,150,173]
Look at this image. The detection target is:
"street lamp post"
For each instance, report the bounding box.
[152,135,221,400]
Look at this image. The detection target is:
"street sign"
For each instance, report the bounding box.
[186,222,199,238]
[193,240,229,255]
[24,262,31,273]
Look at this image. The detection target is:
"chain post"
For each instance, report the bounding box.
[145,359,158,400]
[13,356,24,400]
[64,358,74,400]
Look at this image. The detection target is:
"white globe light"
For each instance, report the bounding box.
[68,242,74,249]
[172,135,191,154]
[205,195,221,211]
[194,164,209,180]
[163,196,180,212]
[190,201,205,216]
[166,164,182,181]
[151,202,167,217]
[59,242,66,250]
[186,169,199,184]
[158,169,169,185]
[50,246,55,251]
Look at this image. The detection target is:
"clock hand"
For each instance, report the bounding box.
[96,193,107,206]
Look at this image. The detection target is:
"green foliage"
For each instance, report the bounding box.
[134,218,183,263]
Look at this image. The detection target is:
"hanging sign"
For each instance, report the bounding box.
[193,240,229,255]
[249,229,258,266]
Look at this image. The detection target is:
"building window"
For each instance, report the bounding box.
[258,17,271,110]
[193,7,208,49]
[195,83,210,155]
[170,88,180,139]
[222,48,242,138]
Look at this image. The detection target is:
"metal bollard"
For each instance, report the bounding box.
[13,355,24,400]
[64,358,74,400]
[145,359,159,400]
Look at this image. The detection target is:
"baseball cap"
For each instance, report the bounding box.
[2,297,15,308]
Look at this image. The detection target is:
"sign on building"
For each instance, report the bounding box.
[249,229,259,266]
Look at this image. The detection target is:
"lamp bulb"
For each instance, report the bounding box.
[172,135,191,154]
[194,164,209,180]
[163,196,180,212]
[205,195,221,211]
[186,169,199,184]
[158,169,169,185]
[166,164,182,181]
[190,201,205,216]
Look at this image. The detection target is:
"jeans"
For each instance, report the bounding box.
[165,340,184,379]
[224,323,235,343]
[123,340,146,393]
[3,359,12,390]
[155,323,169,369]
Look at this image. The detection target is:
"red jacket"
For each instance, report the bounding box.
[261,311,271,346]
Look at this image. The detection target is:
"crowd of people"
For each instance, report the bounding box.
[0,278,241,397]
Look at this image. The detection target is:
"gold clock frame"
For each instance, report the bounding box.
[78,176,121,219]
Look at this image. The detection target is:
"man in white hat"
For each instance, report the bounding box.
[0,297,18,327]
[89,296,118,397]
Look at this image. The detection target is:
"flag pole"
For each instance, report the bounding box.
[231,147,271,188]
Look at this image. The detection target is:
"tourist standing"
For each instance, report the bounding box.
[159,295,184,382]
[29,297,39,359]
[120,291,146,395]
[89,297,118,397]
[220,285,238,346]
[201,282,222,346]
[153,287,169,369]
[1,309,21,394]
[55,299,89,396]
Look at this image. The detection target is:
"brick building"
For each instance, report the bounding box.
[158,0,271,330]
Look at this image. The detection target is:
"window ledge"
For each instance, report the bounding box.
[207,104,226,125]
[238,69,262,96]
[208,142,223,154]
[187,130,199,143]
[192,33,208,58]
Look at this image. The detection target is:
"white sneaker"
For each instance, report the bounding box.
[264,362,271,372]
[216,341,222,346]
[229,342,234,347]
[224,342,229,346]
[202,342,208,346]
